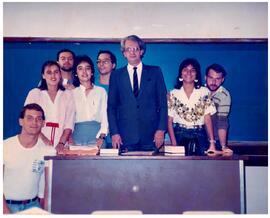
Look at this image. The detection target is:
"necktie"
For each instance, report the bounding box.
[133,67,139,97]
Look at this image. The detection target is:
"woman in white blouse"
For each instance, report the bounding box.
[25,61,75,151]
[168,58,217,155]
[70,55,108,148]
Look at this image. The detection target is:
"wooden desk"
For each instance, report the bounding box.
[228,141,268,166]
[45,155,245,214]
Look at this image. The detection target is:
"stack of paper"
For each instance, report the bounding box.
[100,149,119,156]
[69,145,97,151]
[164,146,185,156]
[57,145,98,156]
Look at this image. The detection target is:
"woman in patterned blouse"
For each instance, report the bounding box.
[167,58,217,155]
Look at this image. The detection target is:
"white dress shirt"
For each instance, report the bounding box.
[72,85,108,138]
[168,86,216,126]
[24,88,75,147]
[127,62,143,89]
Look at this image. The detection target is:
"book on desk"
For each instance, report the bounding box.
[100,149,119,156]
[164,145,185,156]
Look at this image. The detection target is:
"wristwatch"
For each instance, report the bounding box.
[99,135,106,140]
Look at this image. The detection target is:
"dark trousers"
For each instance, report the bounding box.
[215,140,222,151]
[121,141,156,152]
[174,125,209,156]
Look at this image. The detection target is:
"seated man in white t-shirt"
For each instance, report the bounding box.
[3,103,56,214]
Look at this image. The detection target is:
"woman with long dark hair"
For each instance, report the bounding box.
[25,61,75,151]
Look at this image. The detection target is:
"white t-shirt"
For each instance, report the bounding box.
[72,85,108,137]
[3,135,56,200]
[24,88,75,146]
[168,86,216,126]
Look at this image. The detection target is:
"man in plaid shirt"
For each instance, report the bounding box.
[205,63,233,153]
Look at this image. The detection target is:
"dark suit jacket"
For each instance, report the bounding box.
[107,64,168,146]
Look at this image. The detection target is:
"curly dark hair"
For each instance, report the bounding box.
[175,58,202,89]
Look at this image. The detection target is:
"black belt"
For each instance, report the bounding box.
[6,196,38,205]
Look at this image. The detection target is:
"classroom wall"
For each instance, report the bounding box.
[3,2,268,141]
[3,2,267,38]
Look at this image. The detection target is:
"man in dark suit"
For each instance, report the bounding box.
[108,35,168,152]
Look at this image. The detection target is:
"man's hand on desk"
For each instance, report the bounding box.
[154,130,165,149]
[112,134,122,149]
[222,146,233,154]
[55,142,66,153]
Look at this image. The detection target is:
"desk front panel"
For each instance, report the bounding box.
[49,158,244,214]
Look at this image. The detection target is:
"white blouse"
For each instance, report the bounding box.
[24,88,75,147]
[168,86,216,126]
[72,85,108,138]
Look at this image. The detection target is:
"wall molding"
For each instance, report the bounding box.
[4,37,268,44]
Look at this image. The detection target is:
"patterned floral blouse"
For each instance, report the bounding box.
[168,86,216,126]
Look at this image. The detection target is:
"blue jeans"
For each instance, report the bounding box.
[173,125,209,156]
[121,141,156,152]
[73,121,103,146]
[7,199,40,213]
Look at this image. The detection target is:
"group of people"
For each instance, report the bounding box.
[25,48,118,151]
[3,34,232,213]
[167,59,232,155]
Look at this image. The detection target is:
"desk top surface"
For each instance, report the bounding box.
[45,153,247,161]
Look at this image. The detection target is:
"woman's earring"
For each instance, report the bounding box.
[75,74,78,77]
[194,79,198,82]
[179,78,183,82]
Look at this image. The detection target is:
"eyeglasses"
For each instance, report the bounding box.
[60,57,73,61]
[96,59,111,65]
[124,47,140,53]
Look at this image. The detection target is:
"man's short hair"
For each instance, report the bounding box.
[206,63,227,78]
[20,103,45,120]
[56,49,76,61]
[120,35,146,57]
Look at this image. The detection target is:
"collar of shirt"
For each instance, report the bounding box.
[79,84,95,92]
[178,86,210,106]
[127,62,143,89]
[211,85,224,97]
